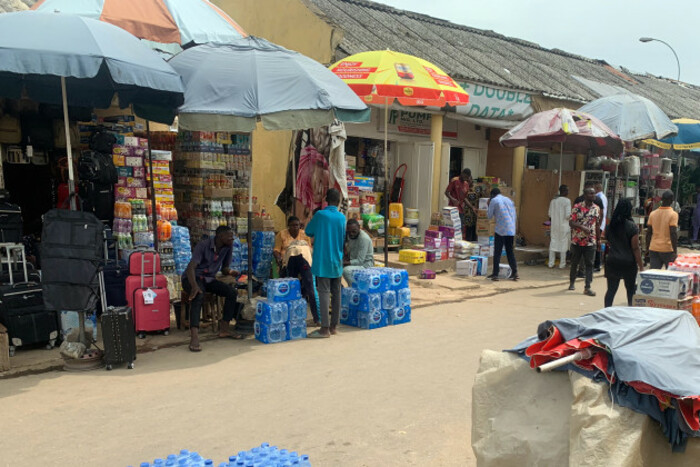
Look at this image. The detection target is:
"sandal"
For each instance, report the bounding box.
[308,329,331,339]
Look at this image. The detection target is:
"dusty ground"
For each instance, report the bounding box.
[0,266,618,467]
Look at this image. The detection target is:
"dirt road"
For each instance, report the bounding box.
[0,277,614,466]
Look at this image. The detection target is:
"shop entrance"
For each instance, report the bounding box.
[449,147,463,179]
[3,159,54,236]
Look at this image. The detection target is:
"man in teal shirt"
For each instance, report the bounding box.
[305,188,346,338]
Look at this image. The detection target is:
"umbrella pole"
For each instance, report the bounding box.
[60,77,76,211]
[248,131,254,301]
[384,102,389,267]
[558,142,563,189]
[145,121,159,251]
[675,151,683,204]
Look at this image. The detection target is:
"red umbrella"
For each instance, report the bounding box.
[500,108,623,186]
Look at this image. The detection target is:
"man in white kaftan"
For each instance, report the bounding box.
[548,185,572,268]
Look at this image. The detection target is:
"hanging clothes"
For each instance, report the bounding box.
[295,144,329,215]
[548,195,572,252]
[328,119,348,199]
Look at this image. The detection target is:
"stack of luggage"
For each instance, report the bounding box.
[0,200,59,356]
[126,248,170,339]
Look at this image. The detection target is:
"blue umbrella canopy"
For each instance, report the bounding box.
[578,93,678,142]
[169,37,370,132]
[643,118,700,150]
[0,11,184,123]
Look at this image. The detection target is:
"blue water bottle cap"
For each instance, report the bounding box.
[260,442,270,448]
[168,455,177,461]
[180,450,190,455]
[229,456,237,462]
[279,450,289,456]
[205,460,214,466]
[140,463,150,467]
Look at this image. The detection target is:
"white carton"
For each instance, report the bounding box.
[456,260,478,277]
[478,198,490,210]
[497,264,513,279]
[636,270,693,300]
[470,255,490,276]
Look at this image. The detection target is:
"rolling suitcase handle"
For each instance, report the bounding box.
[140,249,157,290]
[1,243,29,285]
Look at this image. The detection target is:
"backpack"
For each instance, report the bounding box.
[89,129,117,154]
[78,151,118,185]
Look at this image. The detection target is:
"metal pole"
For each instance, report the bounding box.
[640,38,681,81]
[536,348,593,373]
[60,77,76,211]
[145,121,159,251]
[248,131,254,300]
[675,151,683,204]
[384,102,389,266]
[558,142,563,189]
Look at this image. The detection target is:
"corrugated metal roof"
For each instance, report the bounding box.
[306,0,700,119]
[0,0,34,14]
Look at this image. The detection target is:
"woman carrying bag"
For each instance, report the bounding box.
[604,198,644,307]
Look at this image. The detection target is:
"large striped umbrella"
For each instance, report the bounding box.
[643,119,700,150]
[330,50,469,265]
[32,0,246,53]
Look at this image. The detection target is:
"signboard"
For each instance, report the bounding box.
[379,109,458,139]
[456,81,534,121]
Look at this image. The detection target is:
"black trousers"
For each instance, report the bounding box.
[570,245,595,289]
[285,255,319,322]
[182,277,241,328]
[604,267,637,307]
[492,234,517,277]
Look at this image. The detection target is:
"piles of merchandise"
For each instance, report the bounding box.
[172,131,251,241]
[251,231,275,281]
[133,443,311,467]
[172,226,192,276]
[341,267,411,329]
[254,279,307,344]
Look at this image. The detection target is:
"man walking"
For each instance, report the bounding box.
[343,219,374,286]
[305,188,346,338]
[646,190,678,269]
[487,188,519,281]
[568,188,601,296]
[548,185,571,269]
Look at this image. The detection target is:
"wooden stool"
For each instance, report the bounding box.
[178,290,221,333]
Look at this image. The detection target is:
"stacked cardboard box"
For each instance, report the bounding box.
[633,269,693,311]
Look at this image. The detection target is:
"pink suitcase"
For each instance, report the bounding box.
[133,286,170,337]
[129,250,170,337]
[126,274,167,308]
[129,249,161,275]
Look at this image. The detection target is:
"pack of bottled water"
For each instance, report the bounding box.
[287,298,309,321]
[357,308,389,330]
[255,300,289,324]
[255,280,308,344]
[131,443,311,466]
[252,231,276,249]
[343,267,411,330]
[340,305,358,327]
[388,305,411,325]
[267,278,302,302]
[172,226,192,275]
[353,268,389,294]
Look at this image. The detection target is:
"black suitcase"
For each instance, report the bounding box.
[101,232,127,309]
[0,282,59,356]
[98,271,136,370]
[0,200,23,243]
[100,306,136,370]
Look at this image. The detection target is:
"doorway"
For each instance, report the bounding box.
[449,147,463,180]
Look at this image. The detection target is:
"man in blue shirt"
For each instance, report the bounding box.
[182,225,242,352]
[487,188,519,281]
[305,188,346,338]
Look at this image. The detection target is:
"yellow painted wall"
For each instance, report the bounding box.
[214,0,339,229]
[214,0,340,63]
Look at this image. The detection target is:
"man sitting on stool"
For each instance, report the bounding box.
[182,225,242,352]
[343,219,375,286]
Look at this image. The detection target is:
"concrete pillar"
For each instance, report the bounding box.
[512,147,525,212]
[575,153,586,171]
[430,114,443,213]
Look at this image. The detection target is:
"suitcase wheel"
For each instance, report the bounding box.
[138,332,146,339]
[9,346,15,357]
[46,339,56,350]
[128,362,134,370]
[163,330,169,336]
[106,364,113,371]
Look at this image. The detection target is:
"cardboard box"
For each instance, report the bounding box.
[477,235,495,246]
[354,176,375,191]
[479,246,494,257]
[476,219,495,236]
[203,187,234,199]
[470,255,490,276]
[636,270,693,300]
[477,209,489,220]
[345,156,357,169]
[478,198,490,210]
[456,259,478,277]
[632,295,692,311]
[424,237,442,249]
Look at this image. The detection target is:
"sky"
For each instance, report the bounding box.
[377,0,699,87]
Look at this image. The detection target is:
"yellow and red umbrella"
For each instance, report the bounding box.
[330,50,469,107]
[330,50,469,264]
